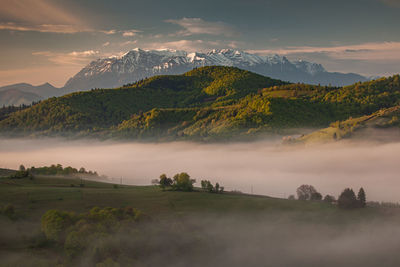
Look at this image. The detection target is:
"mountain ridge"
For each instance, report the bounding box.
[63,48,368,91]
[0,66,398,141]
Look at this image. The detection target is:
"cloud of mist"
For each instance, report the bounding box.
[1,138,400,202]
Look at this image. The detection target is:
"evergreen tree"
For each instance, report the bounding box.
[338,188,358,209]
[357,187,366,208]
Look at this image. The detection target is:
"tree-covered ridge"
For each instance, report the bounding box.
[0,66,285,134]
[0,66,400,140]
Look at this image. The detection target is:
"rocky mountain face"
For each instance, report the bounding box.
[63,48,368,91]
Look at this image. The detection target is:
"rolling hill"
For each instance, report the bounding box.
[0,67,399,141]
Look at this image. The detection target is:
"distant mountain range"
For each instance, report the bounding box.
[1,48,370,106]
[0,83,64,106]
[64,48,368,91]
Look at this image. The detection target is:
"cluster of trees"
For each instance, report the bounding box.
[155,173,196,191]
[9,165,33,179]
[200,180,224,194]
[24,164,98,177]
[338,188,366,209]
[41,207,142,260]
[154,173,224,193]
[292,184,366,209]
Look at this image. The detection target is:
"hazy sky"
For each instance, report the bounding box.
[0,0,400,87]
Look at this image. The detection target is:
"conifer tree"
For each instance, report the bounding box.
[357,187,366,208]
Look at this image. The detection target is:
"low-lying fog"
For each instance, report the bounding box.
[1,138,400,202]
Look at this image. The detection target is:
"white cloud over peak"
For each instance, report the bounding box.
[165,17,238,37]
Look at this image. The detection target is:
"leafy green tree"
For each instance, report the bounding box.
[172,172,195,191]
[357,187,366,208]
[338,188,358,209]
[19,165,25,171]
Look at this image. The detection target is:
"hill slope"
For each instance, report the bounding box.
[0,66,285,134]
[296,105,400,144]
[0,68,399,141]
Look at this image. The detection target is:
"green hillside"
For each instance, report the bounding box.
[296,105,400,144]
[0,66,400,141]
[0,175,390,266]
[0,66,285,135]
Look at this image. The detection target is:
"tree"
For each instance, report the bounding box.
[288,195,295,200]
[338,188,358,209]
[201,180,213,192]
[310,192,322,201]
[296,185,318,201]
[323,195,336,203]
[357,187,366,208]
[172,172,195,191]
[19,164,25,171]
[159,174,173,190]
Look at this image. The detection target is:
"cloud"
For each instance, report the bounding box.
[32,50,99,65]
[0,22,92,34]
[143,39,225,52]
[248,41,400,62]
[102,42,110,47]
[165,17,238,37]
[0,0,89,33]
[120,40,138,46]
[122,30,141,37]
[101,29,117,35]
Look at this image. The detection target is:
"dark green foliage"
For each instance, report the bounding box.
[357,188,366,208]
[338,188,358,209]
[201,180,224,193]
[296,185,319,201]
[41,207,142,261]
[310,192,323,201]
[323,195,336,203]
[28,164,98,176]
[158,174,173,189]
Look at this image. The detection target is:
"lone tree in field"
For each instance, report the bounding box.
[338,188,358,209]
[296,184,318,201]
[357,187,366,208]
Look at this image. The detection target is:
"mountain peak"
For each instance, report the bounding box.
[63,48,368,91]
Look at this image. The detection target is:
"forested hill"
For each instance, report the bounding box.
[0,66,399,141]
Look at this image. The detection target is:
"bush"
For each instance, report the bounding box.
[41,209,75,242]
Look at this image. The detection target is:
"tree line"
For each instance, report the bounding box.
[152,172,224,193]
[290,184,366,209]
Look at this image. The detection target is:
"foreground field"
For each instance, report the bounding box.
[1,175,400,267]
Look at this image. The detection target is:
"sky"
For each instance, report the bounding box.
[0,0,399,87]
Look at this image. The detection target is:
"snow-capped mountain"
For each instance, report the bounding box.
[64,48,367,91]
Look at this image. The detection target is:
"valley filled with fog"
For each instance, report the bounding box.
[1,138,399,202]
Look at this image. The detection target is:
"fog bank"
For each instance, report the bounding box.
[1,138,400,202]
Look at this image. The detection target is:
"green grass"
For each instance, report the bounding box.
[0,175,397,267]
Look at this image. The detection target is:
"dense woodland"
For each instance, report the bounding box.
[0,66,399,140]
